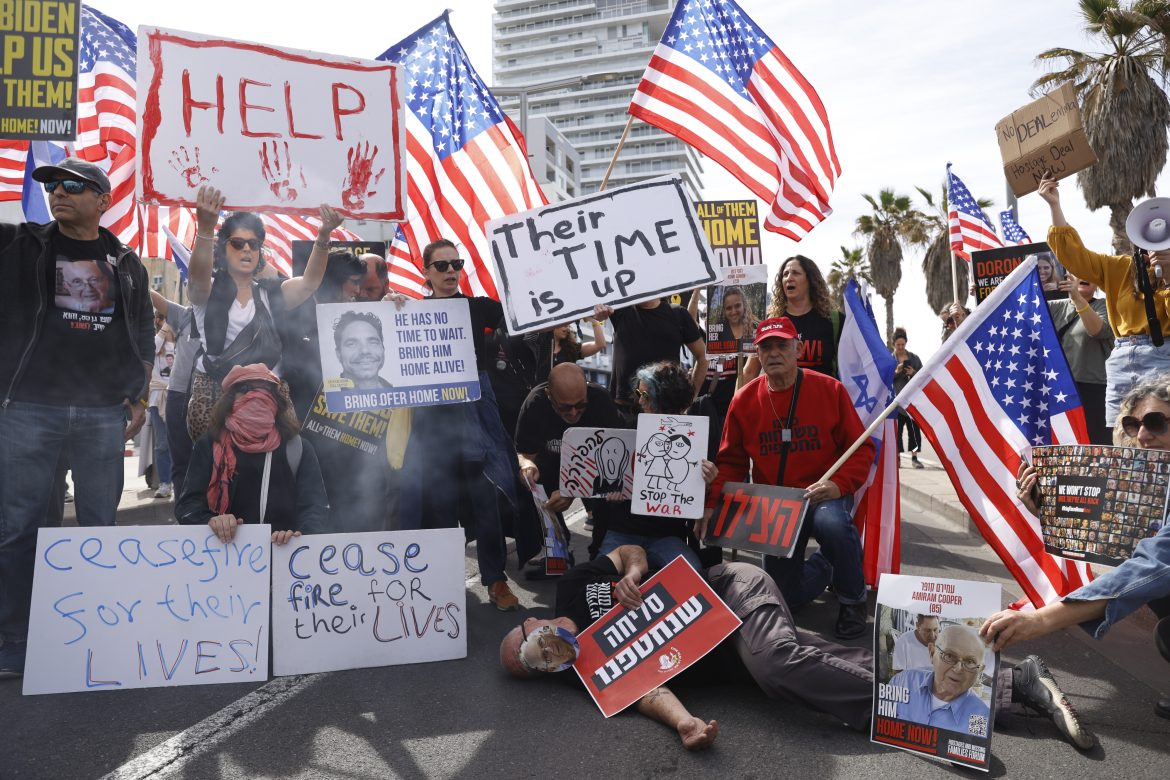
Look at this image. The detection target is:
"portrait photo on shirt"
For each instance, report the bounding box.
[54,257,116,315]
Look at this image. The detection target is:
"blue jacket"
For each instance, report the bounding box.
[1066,521,1170,638]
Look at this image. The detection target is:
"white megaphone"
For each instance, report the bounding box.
[1126,197,1170,251]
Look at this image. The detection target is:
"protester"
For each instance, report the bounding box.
[1049,273,1115,445]
[149,290,198,498]
[940,301,969,340]
[891,326,924,468]
[0,158,153,679]
[1040,172,1170,430]
[705,317,873,639]
[148,313,176,498]
[357,253,390,302]
[176,364,327,544]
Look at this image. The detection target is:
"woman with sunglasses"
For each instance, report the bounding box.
[990,373,1170,719]
[184,185,343,441]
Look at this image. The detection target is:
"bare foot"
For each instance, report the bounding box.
[677,717,718,750]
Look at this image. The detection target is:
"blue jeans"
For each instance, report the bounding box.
[0,401,125,641]
[1104,336,1170,425]
[598,530,702,571]
[764,496,865,610]
[149,406,172,486]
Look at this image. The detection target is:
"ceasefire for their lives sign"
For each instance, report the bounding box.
[270,529,466,676]
[315,299,479,413]
[0,0,79,140]
[135,26,406,219]
[24,525,272,695]
[632,413,709,520]
[486,176,718,335]
[558,427,636,500]
[703,482,809,558]
[574,556,741,717]
[694,200,761,267]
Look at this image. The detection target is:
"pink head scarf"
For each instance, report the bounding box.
[207,364,284,515]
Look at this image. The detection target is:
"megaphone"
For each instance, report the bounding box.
[1126,197,1170,250]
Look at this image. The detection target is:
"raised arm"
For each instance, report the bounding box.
[1037,172,1068,228]
[580,319,607,358]
[280,204,344,308]
[188,185,224,306]
[685,337,706,399]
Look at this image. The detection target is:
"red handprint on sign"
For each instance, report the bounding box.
[259,140,307,202]
[169,145,214,188]
[341,141,386,210]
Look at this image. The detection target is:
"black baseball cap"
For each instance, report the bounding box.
[32,158,112,194]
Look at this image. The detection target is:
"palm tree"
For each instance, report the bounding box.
[916,184,993,314]
[827,245,871,310]
[1033,0,1170,252]
[854,189,930,343]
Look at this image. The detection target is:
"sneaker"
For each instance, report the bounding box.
[154,483,173,499]
[912,457,924,470]
[488,580,520,611]
[0,640,27,679]
[835,602,868,640]
[1011,655,1094,750]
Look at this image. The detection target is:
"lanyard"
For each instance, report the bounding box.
[769,369,803,485]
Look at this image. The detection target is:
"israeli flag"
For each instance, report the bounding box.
[162,224,190,283]
[21,142,67,224]
[838,279,896,427]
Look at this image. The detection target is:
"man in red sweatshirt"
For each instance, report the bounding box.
[703,317,875,639]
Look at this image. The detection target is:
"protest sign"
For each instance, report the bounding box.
[995,82,1097,197]
[24,525,271,695]
[573,556,741,717]
[872,574,1001,771]
[486,176,718,334]
[291,239,387,277]
[532,485,571,576]
[135,26,406,219]
[703,482,808,558]
[706,264,768,354]
[0,0,79,140]
[695,200,761,267]
[1033,444,1170,566]
[558,428,636,499]
[632,414,709,520]
[971,242,1065,303]
[271,529,465,676]
[301,387,392,459]
[315,299,479,413]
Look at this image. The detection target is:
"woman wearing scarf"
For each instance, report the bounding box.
[176,364,328,544]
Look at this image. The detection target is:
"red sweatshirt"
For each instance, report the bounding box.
[707,371,875,507]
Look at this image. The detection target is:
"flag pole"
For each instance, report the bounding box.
[816,398,900,485]
[599,116,635,192]
[950,247,961,305]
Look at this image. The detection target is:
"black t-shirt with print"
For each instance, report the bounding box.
[610,302,703,404]
[787,309,843,378]
[16,232,137,405]
[514,382,623,495]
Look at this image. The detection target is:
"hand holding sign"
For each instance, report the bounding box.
[317,203,344,239]
[195,184,225,233]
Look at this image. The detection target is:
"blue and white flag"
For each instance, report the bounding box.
[21,142,67,224]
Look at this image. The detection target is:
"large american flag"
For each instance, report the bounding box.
[999,208,1032,244]
[897,259,1092,607]
[630,0,839,241]
[376,13,546,300]
[947,163,1003,260]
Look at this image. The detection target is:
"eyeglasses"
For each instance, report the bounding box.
[517,620,580,673]
[426,259,465,273]
[227,237,262,251]
[1121,411,1169,437]
[44,179,99,195]
[936,649,983,672]
[546,390,587,414]
[634,388,650,399]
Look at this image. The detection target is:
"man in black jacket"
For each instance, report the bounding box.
[0,158,154,678]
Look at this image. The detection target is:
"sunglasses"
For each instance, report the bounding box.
[546,389,587,414]
[426,259,465,273]
[226,237,263,251]
[1120,411,1169,437]
[43,179,100,195]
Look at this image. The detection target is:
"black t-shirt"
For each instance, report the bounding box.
[787,309,842,378]
[450,293,505,372]
[16,232,137,405]
[515,382,623,495]
[555,555,621,631]
[610,302,703,404]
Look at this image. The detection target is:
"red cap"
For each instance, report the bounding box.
[753,317,799,345]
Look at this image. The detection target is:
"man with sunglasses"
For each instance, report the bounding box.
[0,158,154,678]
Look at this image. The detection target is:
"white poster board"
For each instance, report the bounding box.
[487,176,718,334]
[315,299,480,412]
[24,525,272,695]
[558,428,636,499]
[270,529,466,676]
[631,414,709,520]
[136,26,406,220]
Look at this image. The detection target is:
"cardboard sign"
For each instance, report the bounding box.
[971,242,1065,303]
[136,26,406,219]
[532,486,571,576]
[558,428,636,499]
[1033,444,1170,566]
[487,176,718,334]
[301,388,392,459]
[632,414,709,520]
[705,264,768,354]
[0,0,80,140]
[695,200,761,267]
[573,556,741,717]
[24,525,272,695]
[995,82,1097,197]
[291,239,387,277]
[270,529,465,676]
[872,574,1001,771]
[315,299,479,413]
[704,482,808,557]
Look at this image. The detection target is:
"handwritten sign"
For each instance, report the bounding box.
[135,26,405,219]
[995,82,1097,197]
[24,525,272,695]
[632,413,708,520]
[487,176,718,334]
[270,529,465,676]
[872,574,1001,771]
[558,428,636,499]
[706,264,768,354]
[704,482,808,557]
[695,200,761,267]
[315,299,479,413]
[574,557,740,717]
[0,0,79,140]
[532,485,571,576]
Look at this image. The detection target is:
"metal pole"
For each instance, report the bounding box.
[518,91,529,140]
[950,247,961,304]
[599,115,635,193]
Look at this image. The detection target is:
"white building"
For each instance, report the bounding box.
[525,116,581,203]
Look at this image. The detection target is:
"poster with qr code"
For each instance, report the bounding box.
[870,574,1001,771]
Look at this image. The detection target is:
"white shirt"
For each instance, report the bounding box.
[192,296,256,374]
[892,629,933,671]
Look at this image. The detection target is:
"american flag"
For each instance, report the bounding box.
[947,163,1003,260]
[897,259,1092,607]
[1000,208,1032,244]
[0,141,29,201]
[376,13,546,300]
[630,0,839,241]
[386,226,430,298]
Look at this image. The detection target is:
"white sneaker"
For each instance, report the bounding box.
[154,483,173,499]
